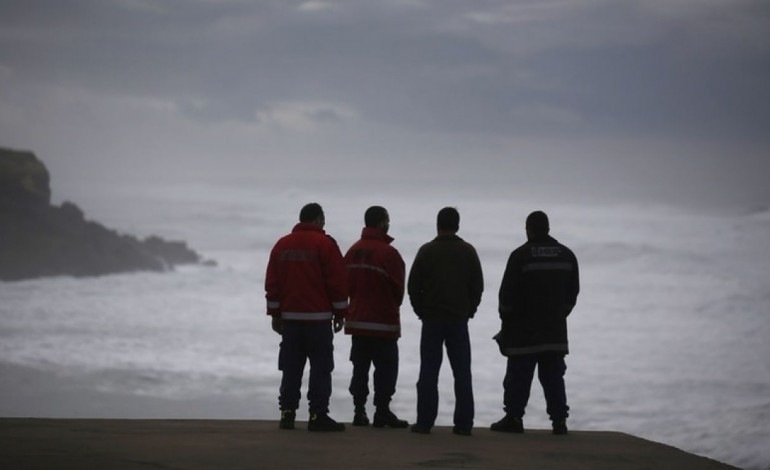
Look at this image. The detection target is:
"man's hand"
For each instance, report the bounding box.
[333,315,344,333]
[271,316,283,335]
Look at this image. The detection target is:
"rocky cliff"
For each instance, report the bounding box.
[0,147,212,281]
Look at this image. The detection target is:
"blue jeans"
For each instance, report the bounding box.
[349,336,399,409]
[415,319,474,430]
[503,353,569,422]
[278,321,334,415]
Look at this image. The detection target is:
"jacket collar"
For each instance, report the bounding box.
[293,222,324,233]
[435,233,461,242]
[527,234,557,244]
[361,226,394,244]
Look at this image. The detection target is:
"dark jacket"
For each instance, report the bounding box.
[408,234,484,321]
[497,235,579,355]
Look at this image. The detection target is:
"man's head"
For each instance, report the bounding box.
[437,207,460,234]
[364,206,390,233]
[299,202,325,227]
[526,210,549,240]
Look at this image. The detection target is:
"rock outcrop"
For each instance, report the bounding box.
[0,147,212,281]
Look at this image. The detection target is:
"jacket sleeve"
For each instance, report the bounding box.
[323,236,349,318]
[498,251,520,321]
[344,246,357,301]
[407,247,424,317]
[385,248,406,306]
[264,243,282,317]
[565,248,580,316]
[468,245,484,316]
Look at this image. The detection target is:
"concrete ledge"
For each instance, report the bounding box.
[0,418,736,469]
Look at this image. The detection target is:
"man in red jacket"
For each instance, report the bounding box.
[343,206,409,428]
[265,202,349,432]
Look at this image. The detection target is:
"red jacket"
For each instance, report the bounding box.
[265,222,349,321]
[344,227,405,338]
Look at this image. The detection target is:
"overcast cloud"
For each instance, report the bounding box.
[1,0,769,209]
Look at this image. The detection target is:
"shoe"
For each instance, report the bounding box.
[352,410,370,427]
[373,409,409,428]
[308,413,346,432]
[410,424,430,434]
[552,419,568,435]
[452,426,472,436]
[279,409,295,430]
[490,415,523,433]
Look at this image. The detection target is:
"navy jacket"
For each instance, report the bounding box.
[497,235,579,355]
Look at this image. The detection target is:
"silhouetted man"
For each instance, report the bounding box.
[491,210,579,435]
[344,206,408,428]
[408,207,484,436]
[265,202,348,432]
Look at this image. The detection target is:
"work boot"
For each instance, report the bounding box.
[373,408,409,428]
[552,419,568,435]
[452,426,472,436]
[410,424,430,434]
[352,409,370,426]
[279,409,296,430]
[308,413,346,432]
[490,415,523,433]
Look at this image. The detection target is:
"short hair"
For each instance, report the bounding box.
[437,207,460,232]
[299,203,324,223]
[364,206,388,228]
[526,210,550,237]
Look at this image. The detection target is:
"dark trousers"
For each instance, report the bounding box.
[503,353,569,422]
[416,319,474,430]
[348,336,399,410]
[278,321,334,415]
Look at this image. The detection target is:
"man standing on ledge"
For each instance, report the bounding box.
[408,207,484,436]
[491,210,579,435]
[265,202,348,432]
[344,206,409,428]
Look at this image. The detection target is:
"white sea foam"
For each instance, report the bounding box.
[1,182,769,469]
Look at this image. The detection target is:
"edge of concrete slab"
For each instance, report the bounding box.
[0,418,738,469]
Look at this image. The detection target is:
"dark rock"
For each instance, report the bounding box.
[140,236,201,267]
[0,148,51,207]
[0,147,213,281]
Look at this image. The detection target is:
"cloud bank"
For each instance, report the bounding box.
[1,0,768,208]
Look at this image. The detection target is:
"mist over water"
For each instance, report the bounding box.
[1,181,769,469]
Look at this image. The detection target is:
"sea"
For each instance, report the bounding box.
[1,179,768,470]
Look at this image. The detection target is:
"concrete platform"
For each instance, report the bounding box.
[0,418,737,469]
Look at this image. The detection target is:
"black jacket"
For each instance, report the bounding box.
[497,235,579,355]
[408,234,484,321]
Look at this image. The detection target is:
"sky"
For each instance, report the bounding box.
[1,0,769,210]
